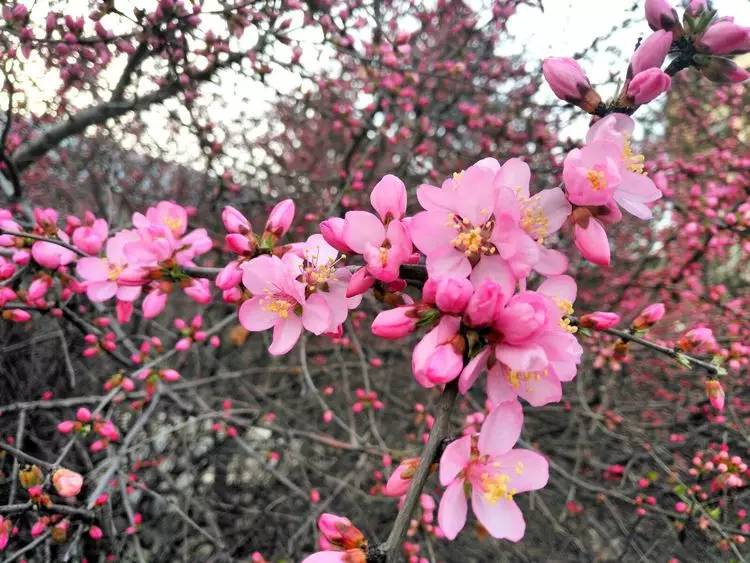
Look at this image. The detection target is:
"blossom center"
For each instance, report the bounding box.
[261,294,297,319]
[521,202,549,242]
[107,264,124,281]
[586,169,607,191]
[505,369,546,390]
[449,215,496,258]
[480,472,516,503]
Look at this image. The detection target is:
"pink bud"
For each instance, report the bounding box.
[142,290,168,319]
[384,458,419,497]
[464,280,506,327]
[161,369,181,382]
[629,30,673,76]
[705,380,725,411]
[76,407,92,423]
[645,0,679,31]
[265,199,295,236]
[674,501,688,513]
[57,421,75,433]
[89,525,103,540]
[31,520,47,537]
[7,309,31,322]
[579,311,621,330]
[429,277,473,314]
[184,278,211,305]
[542,57,601,112]
[225,233,254,255]
[346,267,375,298]
[221,206,251,233]
[696,55,750,83]
[319,217,352,253]
[175,338,191,351]
[209,335,220,348]
[627,68,671,105]
[322,410,333,423]
[371,306,417,339]
[423,342,464,384]
[52,468,83,497]
[686,0,706,16]
[27,277,51,301]
[633,303,665,329]
[699,22,750,55]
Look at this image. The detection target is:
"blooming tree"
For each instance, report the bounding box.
[0,0,749,561]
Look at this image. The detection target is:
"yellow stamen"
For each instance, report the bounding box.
[586,169,607,191]
[481,473,516,503]
[521,201,549,243]
[623,138,646,174]
[262,298,293,319]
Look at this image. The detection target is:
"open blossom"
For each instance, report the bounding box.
[561,113,662,265]
[411,158,565,281]
[76,230,145,303]
[239,235,358,355]
[459,276,582,406]
[342,175,412,283]
[438,401,549,541]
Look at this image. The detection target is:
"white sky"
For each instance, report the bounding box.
[9,0,750,161]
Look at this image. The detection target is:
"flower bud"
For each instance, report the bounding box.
[694,54,750,83]
[632,303,665,330]
[221,206,251,234]
[265,199,295,236]
[52,468,83,497]
[425,277,473,314]
[699,21,750,55]
[645,0,679,31]
[542,57,602,113]
[579,311,620,330]
[76,407,92,423]
[627,68,671,105]
[384,458,419,497]
[705,380,725,411]
[317,513,366,550]
[629,30,673,76]
[346,267,375,298]
[372,306,417,339]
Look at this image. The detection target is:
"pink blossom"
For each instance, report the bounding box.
[72,218,108,254]
[142,289,169,319]
[31,237,76,270]
[52,468,84,497]
[76,230,146,303]
[573,216,611,266]
[222,205,251,234]
[370,174,407,222]
[437,401,548,541]
[239,255,316,355]
[423,277,473,314]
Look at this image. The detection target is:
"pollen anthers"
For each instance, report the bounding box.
[521,200,549,242]
[506,369,545,390]
[260,289,297,319]
[300,249,340,290]
[480,472,516,503]
[448,213,497,257]
[586,169,607,191]
[623,137,646,174]
[107,264,124,281]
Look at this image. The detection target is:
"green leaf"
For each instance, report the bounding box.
[675,353,692,369]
